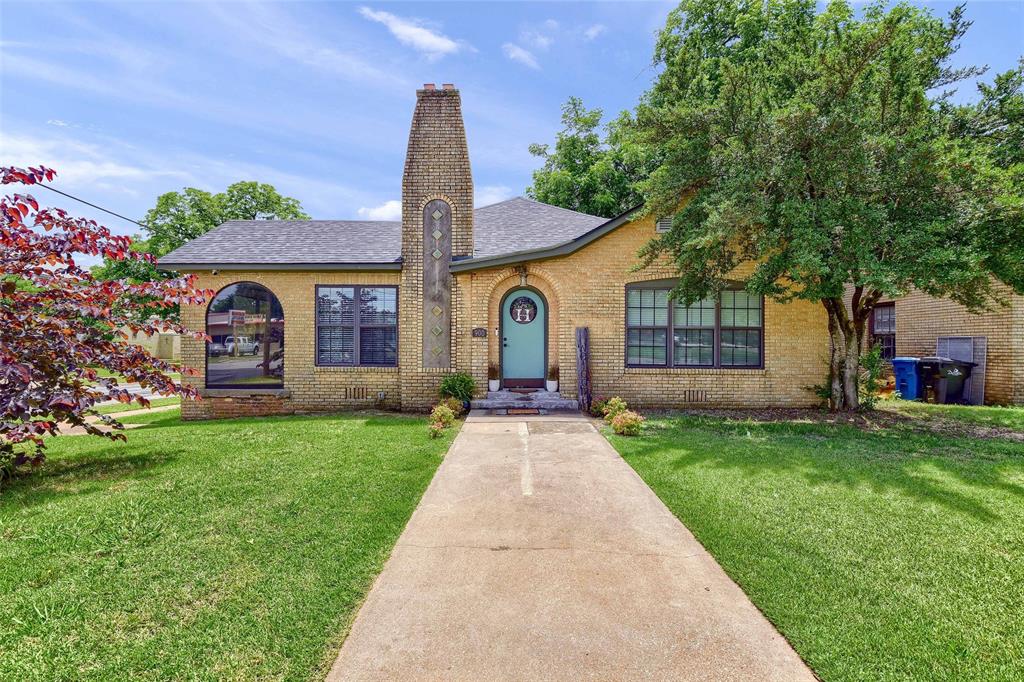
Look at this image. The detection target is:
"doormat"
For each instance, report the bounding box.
[508,408,540,415]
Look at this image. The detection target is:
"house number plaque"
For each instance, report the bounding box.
[472,327,487,338]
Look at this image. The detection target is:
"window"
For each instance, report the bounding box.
[206,282,284,388]
[625,283,763,368]
[871,303,896,361]
[316,285,397,366]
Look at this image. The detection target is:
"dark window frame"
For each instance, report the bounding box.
[315,284,399,367]
[870,302,896,361]
[625,281,765,370]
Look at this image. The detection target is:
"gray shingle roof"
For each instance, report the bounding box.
[158,197,607,268]
[472,197,606,258]
[158,219,402,267]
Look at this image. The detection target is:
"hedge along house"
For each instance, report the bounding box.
[160,84,829,419]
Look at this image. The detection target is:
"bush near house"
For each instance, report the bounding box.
[610,410,645,436]
[439,372,475,403]
[602,397,629,423]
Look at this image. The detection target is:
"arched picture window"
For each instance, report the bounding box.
[206,282,284,388]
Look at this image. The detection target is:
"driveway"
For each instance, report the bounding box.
[328,412,814,681]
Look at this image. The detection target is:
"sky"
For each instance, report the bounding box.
[1,0,1022,249]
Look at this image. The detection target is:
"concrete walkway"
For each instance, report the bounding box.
[327,412,814,681]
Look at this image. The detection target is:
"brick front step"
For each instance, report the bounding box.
[471,390,578,411]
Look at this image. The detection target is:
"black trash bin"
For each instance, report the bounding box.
[918,356,977,404]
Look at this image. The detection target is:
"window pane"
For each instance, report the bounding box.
[873,305,895,334]
[206,282,284,387]
[673,297,714,328]
[627,328,666,366]
[653,290,668,326]
[317,287,354,325]
[721,288,762,329]
[674,329,714,366]
[317,326,353,365]
[721,330,761,366]
[627,287,669,330]
[360,287,397,325]
[359,327,397,365]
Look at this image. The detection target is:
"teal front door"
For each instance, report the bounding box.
[502,289,546,388]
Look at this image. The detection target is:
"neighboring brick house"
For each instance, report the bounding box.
[868,285,1024,405]
[161,84,829,419]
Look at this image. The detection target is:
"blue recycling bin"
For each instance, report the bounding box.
[891,357,921,400]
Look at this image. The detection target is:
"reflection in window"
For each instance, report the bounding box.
[316,286,397,366]
[625,284,764,368]
[206,282,284,388]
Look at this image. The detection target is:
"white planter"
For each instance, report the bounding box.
[546,380,558,393]
[488,379,500,392]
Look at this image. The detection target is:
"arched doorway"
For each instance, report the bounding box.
[500,287,547,388]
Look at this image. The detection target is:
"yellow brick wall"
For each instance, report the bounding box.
[878,284,1024,405]
[180,216,833,417]
[456,213,830,408]
[180,271,402,419]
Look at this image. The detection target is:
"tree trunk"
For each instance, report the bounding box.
[822,290,878,412]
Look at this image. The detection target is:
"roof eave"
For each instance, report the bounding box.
[156,261,403,272]
[450,204,642,273]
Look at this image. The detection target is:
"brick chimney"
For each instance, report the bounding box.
[399,84,473,387]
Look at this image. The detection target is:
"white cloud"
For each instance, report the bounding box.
[502,43,539,70]
[204,3,397,85]
[475,185,514,207]
[46,119,70,127]
[358,7,467,60]
[583,24,607,41]
[1,133,191,187]
[520,29,553,51]
[543,19,559,31]
[357,200,402,221]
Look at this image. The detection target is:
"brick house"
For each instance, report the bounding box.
[161,84,829,419]
[867,285,1024,405]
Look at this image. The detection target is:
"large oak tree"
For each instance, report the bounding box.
[628,0,1024,409]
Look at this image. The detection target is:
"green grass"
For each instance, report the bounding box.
[1,409,455,681]
[880,399,1024,431]
[92,396,181,415]
[608,415,1024,681]
[89,368,182,383]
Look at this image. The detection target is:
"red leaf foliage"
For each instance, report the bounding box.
[1,165,213,478]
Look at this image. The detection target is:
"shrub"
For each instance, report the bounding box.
[429,404,455,428]
[611,410,645,436]
[547,365,559,381]
[602,396,628,423]
[439,396,463,416]
[439,372,475,402]
[487,363,500,381]
[589,396,608,418]
[859,344,886,410]
[428,421,446,439]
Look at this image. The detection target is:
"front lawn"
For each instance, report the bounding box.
[609,414,1024,681]
[881,399,1024,431]
[1,409,454,680]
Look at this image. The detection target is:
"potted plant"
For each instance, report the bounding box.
[488,363,500,392]
[546,365,559,393]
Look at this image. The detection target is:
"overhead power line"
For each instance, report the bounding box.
[35,183,146,229]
